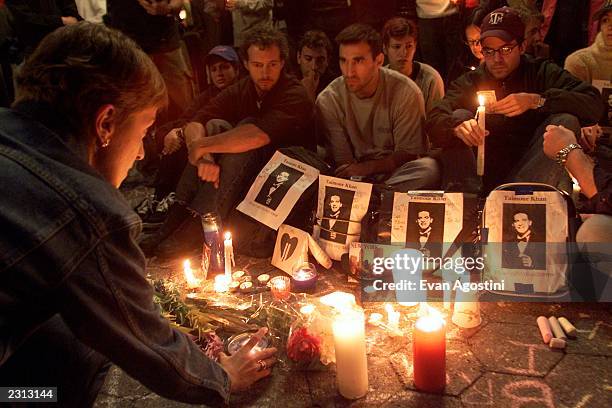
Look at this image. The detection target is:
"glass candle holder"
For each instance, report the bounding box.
[291,262,318,293]
[270,276,291,301]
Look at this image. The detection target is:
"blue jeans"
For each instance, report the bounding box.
[175,119,273,220]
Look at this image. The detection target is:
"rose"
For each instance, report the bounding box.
[201,331,224,361]
[287,327,321,363]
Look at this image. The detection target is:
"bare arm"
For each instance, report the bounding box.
[543,124,597,198]
[185,122,270,165]
[565,150,597,198]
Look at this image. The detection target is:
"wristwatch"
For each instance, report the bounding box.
[535,95,546,109]
[555,143,582,166]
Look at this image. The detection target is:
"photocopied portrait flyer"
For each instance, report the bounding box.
[237,151,319,230]
[313,175,372,261]
[391,191,464,261]
[483,189,569,294]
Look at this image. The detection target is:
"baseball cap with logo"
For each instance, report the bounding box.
[480,7,526,43]
[593,0,612,22]
[204,45,240,65]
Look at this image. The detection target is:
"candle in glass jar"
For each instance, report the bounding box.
[270,276,291,300]
[476,95,486,176]
[413,313,446,393]
[332,310,368,399]
[291,262,318,292]
[224,232,233,280]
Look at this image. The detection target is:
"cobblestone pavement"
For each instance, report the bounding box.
[94,253,612,408]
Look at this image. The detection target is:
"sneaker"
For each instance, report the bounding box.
[136,194,157,218]
[147,192,176,224]
[155,216,203,260]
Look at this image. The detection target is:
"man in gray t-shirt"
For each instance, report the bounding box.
[316,23,439,191]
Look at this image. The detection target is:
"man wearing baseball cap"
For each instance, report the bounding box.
[137,45,242,228]
[426,7,603,194]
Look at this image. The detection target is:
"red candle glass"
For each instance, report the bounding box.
[413,314,446,393]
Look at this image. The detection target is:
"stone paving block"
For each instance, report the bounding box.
[132,394,194,408]
[461,372,557,408]
[389,340,483,396]
[480,302,558,325]
[469,322,564,377]
[546,354,612,408]
[230,368,311,407]
[564,318,612,357]
[383,391,462,408]
[307,368,339,408]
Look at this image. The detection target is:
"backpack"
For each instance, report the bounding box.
[481,182,579,298]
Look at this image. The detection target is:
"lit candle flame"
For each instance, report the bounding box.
[320,291,356,312]
[224,231,231,241]
[300,304,315,315]
[179,9,187,20]
[183,259,201,288]
[214,274,230,292]
[478,95,485,107]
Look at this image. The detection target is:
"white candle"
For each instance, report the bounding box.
[223,231,233,280]
[332,310,368,399]
[385,303,400,331]
[214,274,230,293]
[477,95,486,176]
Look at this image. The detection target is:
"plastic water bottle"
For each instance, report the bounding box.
[201,212,224,279]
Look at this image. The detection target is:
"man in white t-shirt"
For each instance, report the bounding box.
[381,16,444,115]
[316,23,439,191]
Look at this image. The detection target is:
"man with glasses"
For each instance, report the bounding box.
[426,7,603,194]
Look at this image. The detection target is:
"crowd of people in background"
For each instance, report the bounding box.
[0,1,611,405]
[0,0,610,258]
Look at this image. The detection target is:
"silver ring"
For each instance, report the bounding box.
[257,360,266,371]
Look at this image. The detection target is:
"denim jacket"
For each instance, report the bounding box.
[0,102,230,405]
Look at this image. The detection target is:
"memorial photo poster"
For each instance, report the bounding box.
[313,175,372,261]
[271,224,309,274]
[237,151,319,230]
[391,192,464,260]
[483,190,569,294]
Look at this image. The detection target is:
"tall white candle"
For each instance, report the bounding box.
[223,232,233,280]
[332,310,368,399]
[385,303,400,331]
[477,95,486,176]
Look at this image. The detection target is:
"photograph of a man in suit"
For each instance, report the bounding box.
[406,209,443,258]
[503,211,546,270]
[320,194,351,243]
[255,164,303,210]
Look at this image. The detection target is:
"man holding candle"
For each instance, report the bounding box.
[0,23,277,405]
[316,23,440,192]
[426,7,603,194]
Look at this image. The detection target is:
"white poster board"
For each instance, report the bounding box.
[312,176,372,261]
[237,151,319,230]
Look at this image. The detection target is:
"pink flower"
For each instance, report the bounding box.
[287,327,321,363]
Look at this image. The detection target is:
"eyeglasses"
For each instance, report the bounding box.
[465,39,481,47]
[482,44,519,57]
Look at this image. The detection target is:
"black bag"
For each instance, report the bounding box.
[229,147,332,258]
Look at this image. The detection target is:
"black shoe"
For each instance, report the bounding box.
[138,202,191,257]
[155,216,203,260]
